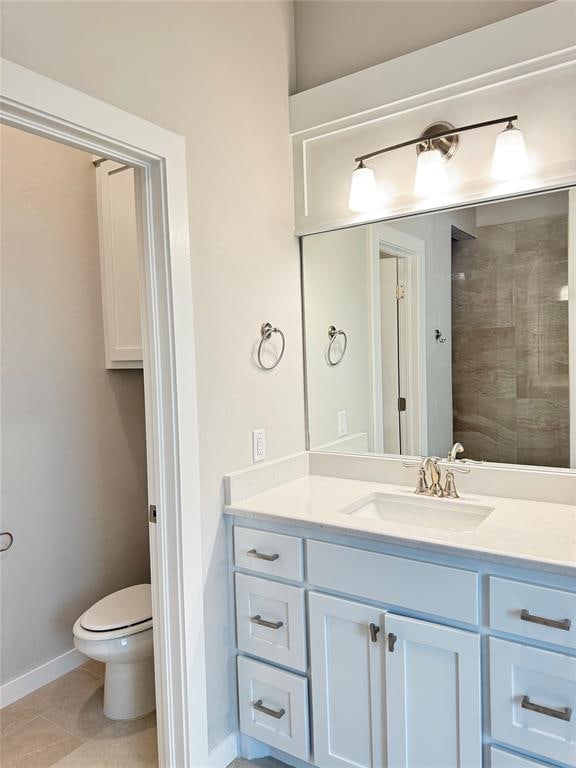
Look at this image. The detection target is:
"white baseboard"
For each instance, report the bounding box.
[0,648,86,708]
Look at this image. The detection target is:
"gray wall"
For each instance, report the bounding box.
[293,0,552,92]
[0,1,303,744]
[1,124,150,685]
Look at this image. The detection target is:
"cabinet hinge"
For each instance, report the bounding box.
[398,397,407,412]
[388,632,397,652]
[149,505,157,523]
[396,284,406,300]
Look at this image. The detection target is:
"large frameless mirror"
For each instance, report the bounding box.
[301,188,574,469]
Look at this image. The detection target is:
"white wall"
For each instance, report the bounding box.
[293,0,551,92]
[0,1,303,746]
[1,124,150,685]
[303,226,372,451]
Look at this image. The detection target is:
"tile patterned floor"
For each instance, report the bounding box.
[0,661,157,767]
[0,664,289,767]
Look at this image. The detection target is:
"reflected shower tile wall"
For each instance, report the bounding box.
[451,215,569,467]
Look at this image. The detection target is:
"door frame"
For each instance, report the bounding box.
[0,59,218,767]
[369,222,428,456]
[569,188,576,468]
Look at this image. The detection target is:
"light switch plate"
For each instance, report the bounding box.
[337,410,347,438]
[252,429,266,463]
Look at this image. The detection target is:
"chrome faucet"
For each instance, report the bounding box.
[405,444,470,499]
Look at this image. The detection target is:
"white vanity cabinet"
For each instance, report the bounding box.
[230,522,576,768]
[308,592,386,768]
[308,593,481,768]
[94,160,143,369]
[385,614,482,768]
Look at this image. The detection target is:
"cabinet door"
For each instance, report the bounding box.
[309,592,386,768]
[95,161,143,368]
[385,614,482,768]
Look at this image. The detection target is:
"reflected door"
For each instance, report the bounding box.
[380,254,408,453]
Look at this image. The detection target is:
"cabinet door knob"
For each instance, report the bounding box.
[521,695,572,721]
[253,699,286,719]
[246,548,279,562]
[369,623,380,642]
[388,632,397,652]
[520,609,571,631]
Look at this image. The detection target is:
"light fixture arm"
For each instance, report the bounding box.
[354,115,518,165]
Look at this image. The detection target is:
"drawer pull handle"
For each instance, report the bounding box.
[253,699,286,719]
[520,609,571,631]
[521,696,572,722]
[251,615,284,630]
[247,548,280,562]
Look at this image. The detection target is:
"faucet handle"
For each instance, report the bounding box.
[448,465,470,474]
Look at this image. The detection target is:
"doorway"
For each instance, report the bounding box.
[0,59,207,768]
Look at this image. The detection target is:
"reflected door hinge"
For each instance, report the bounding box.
[149,505,157,523]
[396,283,406,300]
[398,397,407,412]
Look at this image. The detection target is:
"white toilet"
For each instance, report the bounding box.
[73,584,155,720]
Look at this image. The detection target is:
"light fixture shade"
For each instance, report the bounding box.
[414,148,449,197]
[491,125,527,180]
[348,164,380,212]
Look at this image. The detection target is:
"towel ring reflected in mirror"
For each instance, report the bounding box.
[327,325,348,366]
[257,322,286,370]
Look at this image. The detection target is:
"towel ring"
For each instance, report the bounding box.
[0,531,14,552]
[257,323,285,370]
[327,325,348,366]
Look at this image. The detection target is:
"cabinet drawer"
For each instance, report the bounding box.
[237,655,310,762]
[490,577,575,649]
[235,573,307,672]
[490,747,549,768]
[307,540,479,624]
[490,637,576,766]
[234,526,303,582]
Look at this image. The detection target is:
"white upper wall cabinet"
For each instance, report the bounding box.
[95,160,143,369]
[289,3,576,235]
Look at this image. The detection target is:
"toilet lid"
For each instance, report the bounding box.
[80,584,152,632]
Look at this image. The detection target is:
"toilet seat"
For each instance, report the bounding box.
[74,584,153,641]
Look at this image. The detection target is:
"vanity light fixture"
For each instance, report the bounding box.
[349,115,527,210]
[348,160,381,212]
[491,120,528,181]
[414,140,450,197]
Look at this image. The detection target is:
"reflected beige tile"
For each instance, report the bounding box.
[515,215,568,252]
[41,669,108,741]
[51,713,157,768]
[517,397,570,468]
[452,327,516,399]
[453,397,517,464]
[1,715,81,768]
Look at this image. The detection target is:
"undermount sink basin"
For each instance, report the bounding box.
[341,492,494,532]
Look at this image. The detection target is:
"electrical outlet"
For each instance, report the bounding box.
[337,410,347,438]
[252,429,266,463]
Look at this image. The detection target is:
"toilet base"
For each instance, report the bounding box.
[103,656,156,720]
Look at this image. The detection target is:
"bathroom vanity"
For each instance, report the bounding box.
[225,469,576,768]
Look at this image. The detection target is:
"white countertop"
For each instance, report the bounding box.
[225,475,576,575]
